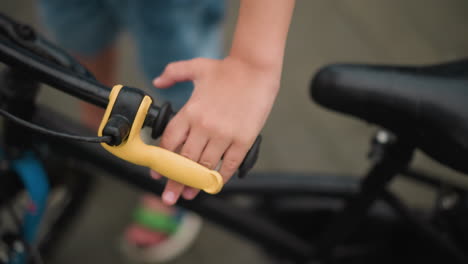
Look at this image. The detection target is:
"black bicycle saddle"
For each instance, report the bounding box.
[310,59,468,175]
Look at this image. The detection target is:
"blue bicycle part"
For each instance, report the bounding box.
[8,151,50,264]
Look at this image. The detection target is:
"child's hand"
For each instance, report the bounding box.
[152,56,280,205]
[152,0,295,205]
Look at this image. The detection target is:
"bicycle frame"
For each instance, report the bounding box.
[29,100,468,263]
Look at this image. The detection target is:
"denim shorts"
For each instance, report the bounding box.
[38,0,225,109]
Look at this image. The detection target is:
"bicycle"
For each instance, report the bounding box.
[1,12,468,264]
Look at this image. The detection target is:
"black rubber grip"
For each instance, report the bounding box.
[238,135,262,178]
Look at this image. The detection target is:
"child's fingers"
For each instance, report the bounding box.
[218,141,250,183]
[162,180,184,205]
[182,187,200,200]
[150,170,162,180]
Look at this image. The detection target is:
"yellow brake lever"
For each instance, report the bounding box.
[98,85,223,194]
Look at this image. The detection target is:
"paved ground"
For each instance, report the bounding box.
[2,0,468,263]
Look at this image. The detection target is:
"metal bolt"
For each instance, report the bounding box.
[15,24,36,41]
[376,130,390,144]
[441,193,458,209]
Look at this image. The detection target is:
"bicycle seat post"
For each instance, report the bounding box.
[318,130,414,259]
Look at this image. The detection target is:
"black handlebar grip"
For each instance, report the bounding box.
[238,135,262,178]
[151,102,173,139]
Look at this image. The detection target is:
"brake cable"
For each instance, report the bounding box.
[0,108,112,143]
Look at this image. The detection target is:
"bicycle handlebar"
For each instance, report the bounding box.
[99,85,224,193]
[0,13,261,191]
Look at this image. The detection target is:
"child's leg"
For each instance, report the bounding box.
[37,0,121,128]
[128,0,226,109]
[120,0,226,262]
[76,47,117,129]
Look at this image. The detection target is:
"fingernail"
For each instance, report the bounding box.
[163,191,176,205]
[183,189,198,200]
[153,77,161,85]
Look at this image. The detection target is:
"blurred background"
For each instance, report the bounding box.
[2,0,468,263]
